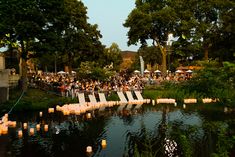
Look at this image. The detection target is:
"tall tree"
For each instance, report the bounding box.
[0,0,45,90]
[124,0,177,76]
[124,0,234,75]
[0,0,104,90]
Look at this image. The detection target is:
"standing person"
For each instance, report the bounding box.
[60,83,65,97]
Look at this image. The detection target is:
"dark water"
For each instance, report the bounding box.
[1,103,235,157]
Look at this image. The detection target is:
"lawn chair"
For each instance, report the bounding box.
[88,94,98,110]
[98,93,109,111]
[117,91,127,111]
[78,93,86,106]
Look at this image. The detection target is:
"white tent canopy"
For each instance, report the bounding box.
[186,70,193,73]
[175,70,183,73]
[144,69,150,73]
[57,71,66,74]
[71,70,76,74]
[134,70,140,73]
[154,70,161,73]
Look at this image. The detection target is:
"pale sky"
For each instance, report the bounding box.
[82,0,140,51]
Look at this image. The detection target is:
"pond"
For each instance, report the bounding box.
[1,103,235,157]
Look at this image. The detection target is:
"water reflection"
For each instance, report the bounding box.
[1,104,235,157]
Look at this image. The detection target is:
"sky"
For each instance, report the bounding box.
[82,0,140,51]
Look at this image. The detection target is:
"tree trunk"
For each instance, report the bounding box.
[161,48,167,76]
[204,46,209,61]
[19,40,28,91]
[155,38,167,76]
[67,52,73,74]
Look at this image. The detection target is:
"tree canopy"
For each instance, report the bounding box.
[0,0,104,89]
[124,0,235,74]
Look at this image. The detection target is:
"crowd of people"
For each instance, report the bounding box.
[29,70,193,98]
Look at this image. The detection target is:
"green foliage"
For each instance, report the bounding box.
[124,0,235,62]
[178,135,193,157]
[182,61,235,104]
[143,61,235,104]
[106,92,119,101]
[77,61,115,81]
[138,46,162,66]
[101,43,123,71]
[203,122,235,157]
[0,0,104,77]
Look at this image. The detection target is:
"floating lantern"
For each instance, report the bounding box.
[202,98,213,103]
[23,123,27,129]
[44,124,48,132]
[36,124,40,131]
[29,128,34,136]
[101,140,107,149]
[2,126,8,134]
[18,130,23,138]
[86,146,92,153]
[86,113,91,119]
[39,112,43,117]
[75,110,80,115]
[152,100,155,106]
[48,108,54,113]
[56,105,61,111]
[184,99,197,104]
[183,104,186,109]
[174,102,177,107]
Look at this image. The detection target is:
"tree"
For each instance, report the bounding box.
[0,0,104,90]
[0,0,46,90]
[124,0,234,76]
[209,3,235,62]
[102,43,123,71]
[124,0,178,76]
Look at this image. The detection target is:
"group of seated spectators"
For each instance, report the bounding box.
[28,70,193,98]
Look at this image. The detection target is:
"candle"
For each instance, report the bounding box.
[39,112,43,117]
[152,100,155,105]
[44,124,48,132]
[48,108,54,113]
[101,140,107,149]
[86,146,92,153]
[29,128,34,136]
[36,124,40,131]
[18,130,23,138]
[86,113,91,119]
[23,123,27,129]
[174,102,177,107]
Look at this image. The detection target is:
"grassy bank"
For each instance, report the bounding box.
[0,88,78,115]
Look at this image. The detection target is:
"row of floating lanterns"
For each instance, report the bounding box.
[153,98,219,104]
[55,99,151,116]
